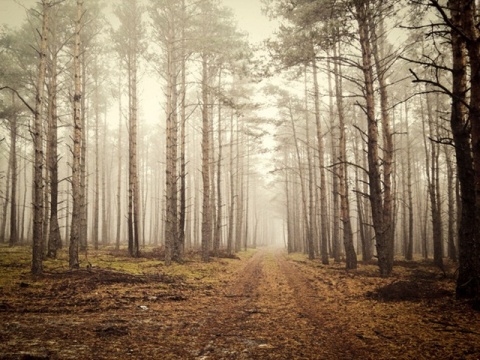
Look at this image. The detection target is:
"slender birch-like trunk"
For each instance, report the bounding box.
[32,0,50,274]
[69,0,83,269]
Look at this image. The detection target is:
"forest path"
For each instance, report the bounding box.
[194,248,368,359]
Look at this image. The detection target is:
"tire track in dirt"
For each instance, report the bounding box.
[195,250,266,358]
[196,248,370,359]
[275,251,371,359]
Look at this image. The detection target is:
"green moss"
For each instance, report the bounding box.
[0,245,256,289]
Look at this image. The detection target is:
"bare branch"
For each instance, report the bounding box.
[0,86,35,114]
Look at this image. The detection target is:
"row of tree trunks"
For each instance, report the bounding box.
[0,0,260,272]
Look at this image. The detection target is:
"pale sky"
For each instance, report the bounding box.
[223,0,276,43]
[0,0,36,28]
[0,0,276,44]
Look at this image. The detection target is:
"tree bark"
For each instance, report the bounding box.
[459,0,480,304]
[444,146,457,261]
[93,60,100,251]
[164,10,178,264]
[227,111,235,255]
[333,43,357,269]
[115,61,122,251]
[201,53,212,262]
[447,0,478,300]
[353,0,392,276]
[303,67,314,260]
[69,0,83,269]
[0,158,10,244]
[422,90,443,268]
[79,49,88,252]
[405,100,414,261]
[123,0,142,258]
[289,98,311,259]
[316,57,329,264]
[46,42,61,257]
[178,0,187,259]
[32,0,50,274]
[370,6,395,268]
[9,92,18,247]
[214,70,223,257]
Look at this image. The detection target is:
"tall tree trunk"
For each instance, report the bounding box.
[369,4,394,270]
[69,0,83,269]
[227,111,235,255]
[405,100,414,261]
[201,53,211,262]
[458,0,480,303]
[102,110,109,246]
[304,67,314,260]
[116,64,122,251]
[9,92,18,247]
[20,148,28,243]
[0,159,10,244]
[445,147,457,261]
[209,93,217,253]
[329,55,341,262]
[32,0,50,274]
[235,119,244,253]
[354,135,370,261]
[423,91,443,268]
[214,70,223,257]
[289,98,311,258]
[164,21,178,264]
[43,156,50,255]
[93,61,100,251]
[244,137,250,252]
[178,0,187,259]
[47,46,61,257]
[284,147,293,253]
[447,0,478,300]
[316,56,329,264]
[79,49,88,252]
[333,44,357,269]
[132,50,141,258]
[354,0,392,276]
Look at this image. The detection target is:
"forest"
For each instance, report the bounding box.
[1,0,480,358]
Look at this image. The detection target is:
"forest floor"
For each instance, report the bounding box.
[0,246,479,359]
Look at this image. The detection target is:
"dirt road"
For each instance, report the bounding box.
[1,247,479,359]
[194,249,368,359]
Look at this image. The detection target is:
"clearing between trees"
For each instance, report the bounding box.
[0,247,479,359]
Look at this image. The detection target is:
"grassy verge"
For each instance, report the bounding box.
[0,244,258,290]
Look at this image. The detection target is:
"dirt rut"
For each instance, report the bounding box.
[195,248,368,359]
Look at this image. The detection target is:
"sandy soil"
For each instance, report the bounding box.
[0,248,479,359]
